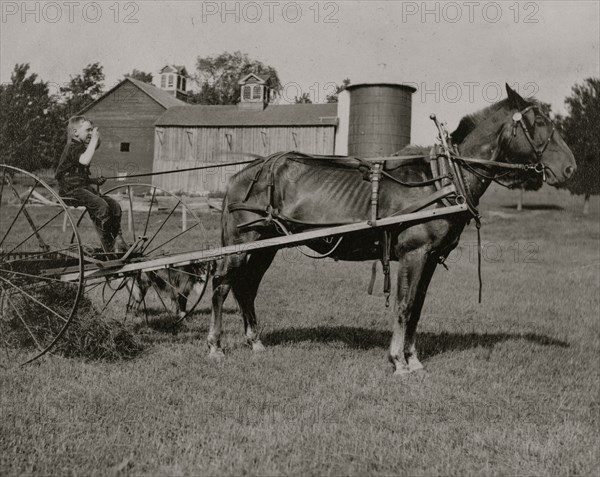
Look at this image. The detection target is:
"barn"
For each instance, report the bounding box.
[78,72,187,183]
[151,77,417,194]
[152,74,338,194]
[79,66,416,195]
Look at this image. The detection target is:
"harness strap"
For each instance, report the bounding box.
[367,261,378,296]
[243,165,265,202]
[477,223,482,304]
[390,185,458,216]
[429,145,454,207]
[453,154,536,170]
[382,230,392,307]
[369,161,384,226]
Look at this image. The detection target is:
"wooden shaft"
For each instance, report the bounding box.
[58,203,468,282]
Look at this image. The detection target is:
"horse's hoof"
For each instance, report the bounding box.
[393,365,412,377]
[252,341,266,352]
[208,349,225,360]
[407,357,425,372]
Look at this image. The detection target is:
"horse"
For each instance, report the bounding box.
[208,84,576,375]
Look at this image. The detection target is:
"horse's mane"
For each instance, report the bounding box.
[451,96,537,145]
[450,99,509,145]
[395,144,430,156]
[398,95,538,154]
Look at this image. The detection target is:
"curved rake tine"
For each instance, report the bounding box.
[84,281,104,293]
[148,279,176,322]
[145,222,199,256]
[0,276,68,324]
[141,292,149,325]
[124,276,137,320]
[99,279,123,314]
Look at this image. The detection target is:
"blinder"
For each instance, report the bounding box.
[510,105,556,177]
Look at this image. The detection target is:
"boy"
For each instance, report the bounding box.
[55,116,125,253]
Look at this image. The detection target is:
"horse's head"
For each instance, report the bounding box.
[498,84,576,186]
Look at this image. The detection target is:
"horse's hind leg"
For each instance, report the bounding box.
[230,249,277,351]
[208,258,233,358]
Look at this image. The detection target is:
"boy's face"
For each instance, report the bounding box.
[72,121,93,143]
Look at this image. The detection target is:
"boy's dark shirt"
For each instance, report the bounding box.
[55,140,91,192]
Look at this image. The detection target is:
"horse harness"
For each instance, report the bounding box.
[227,106,551,305]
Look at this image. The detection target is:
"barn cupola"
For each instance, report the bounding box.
[157,65,189,101]
[238,73,271,110]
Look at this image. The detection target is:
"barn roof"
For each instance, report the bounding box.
[159,64,188,75]
[125,78,188,108]
[155,103,339,127]
[78,77,187,114]
[238,73,271,85]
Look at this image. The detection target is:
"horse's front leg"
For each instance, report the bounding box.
[389,247,431,375]
[404,256,438,372]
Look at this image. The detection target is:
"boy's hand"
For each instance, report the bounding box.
[91,127,100,142]
[95,176,107,186]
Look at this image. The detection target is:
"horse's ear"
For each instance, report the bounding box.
[505,83,528,110]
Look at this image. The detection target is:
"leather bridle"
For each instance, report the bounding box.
[449,104,556,185]
[510,104,557,178]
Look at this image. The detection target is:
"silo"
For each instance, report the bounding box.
[346,83,416,158]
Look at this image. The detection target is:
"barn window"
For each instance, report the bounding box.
[182,78,186,91]
[252,85,262,100]
[161,75,166,88]
[168,75,174,87]
[242,85,252,100]
[177,76,181,89]
[120,142,130,152]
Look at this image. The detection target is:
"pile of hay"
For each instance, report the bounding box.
[2,283,144,361]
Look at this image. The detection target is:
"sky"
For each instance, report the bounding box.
[1,0,598,144]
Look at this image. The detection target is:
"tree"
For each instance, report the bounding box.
[326,78,351,103]
[557,78,600,214]
[60,62,105,116]
[0,64,63,171]
[294,93,312,104]
[125,69,153,83]
[189,51,282,105]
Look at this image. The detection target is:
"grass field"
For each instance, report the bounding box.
[1,184,599,476]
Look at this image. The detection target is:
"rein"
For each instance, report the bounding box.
[101,158,259,181]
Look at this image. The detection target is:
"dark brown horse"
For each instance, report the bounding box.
[208,85,576,374]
